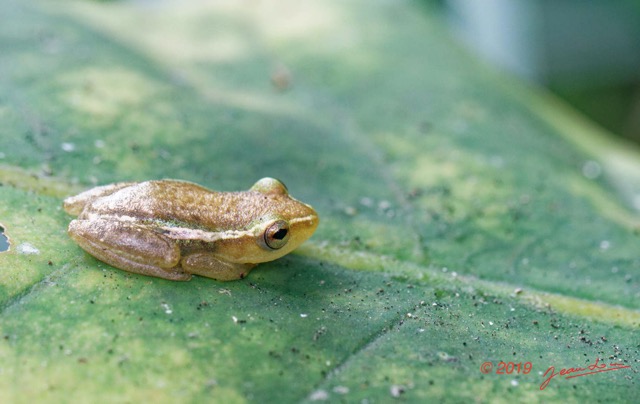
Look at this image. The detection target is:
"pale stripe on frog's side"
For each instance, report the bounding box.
[159,214,318,242]
[63,178,319,281]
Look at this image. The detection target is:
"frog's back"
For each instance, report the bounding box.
[86,180,220,221]
[63,182,137,216]
[85,180,275,231]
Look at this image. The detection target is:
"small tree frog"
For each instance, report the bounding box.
[63,178,319,281]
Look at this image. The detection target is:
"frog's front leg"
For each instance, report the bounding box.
[181,253,255,281]
[68,218,191,281]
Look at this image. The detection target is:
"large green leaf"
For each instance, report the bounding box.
[1,0,638,402]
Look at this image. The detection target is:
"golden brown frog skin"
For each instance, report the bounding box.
[63,178,319,281]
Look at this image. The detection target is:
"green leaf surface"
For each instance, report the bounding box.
[1,0,638,402]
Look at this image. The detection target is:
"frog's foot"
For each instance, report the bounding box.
[68,218,191,281]
[181,253,255,281]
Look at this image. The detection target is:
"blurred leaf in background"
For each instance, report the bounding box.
[447,0,640,144]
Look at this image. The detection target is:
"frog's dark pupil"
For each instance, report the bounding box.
[273,228,288,240]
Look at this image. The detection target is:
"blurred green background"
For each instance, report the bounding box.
[446,0,640,144]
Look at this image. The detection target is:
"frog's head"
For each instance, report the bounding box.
[216,178,319,264]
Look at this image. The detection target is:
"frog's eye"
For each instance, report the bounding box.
[264,220,290,250]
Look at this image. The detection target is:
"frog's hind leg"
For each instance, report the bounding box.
[68,218,191,281]
[63,182,137,216]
